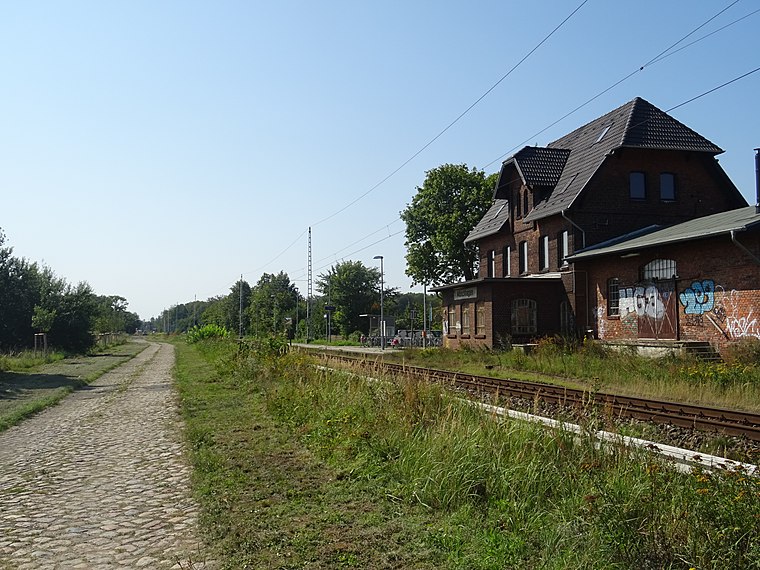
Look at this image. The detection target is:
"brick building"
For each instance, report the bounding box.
[432,97,748,349]
[569,206,760,351]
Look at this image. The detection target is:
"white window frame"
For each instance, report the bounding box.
[461,304,470,335]
[559,230,569,266]
[519,241,528,275]
[539,235,549,271]
[476,302,485,336]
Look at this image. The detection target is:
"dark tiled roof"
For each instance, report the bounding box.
[567,206,760,261]
[509,147,570,188]
[620,99,723,152]
[520,97,724,223]
[465,199,509,243]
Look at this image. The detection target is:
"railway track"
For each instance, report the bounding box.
[308,350,760,442]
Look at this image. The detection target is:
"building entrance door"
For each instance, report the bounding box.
[637,280,677,340]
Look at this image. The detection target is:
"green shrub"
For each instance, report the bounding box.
[723,337,760,366]
[186,324,231,343]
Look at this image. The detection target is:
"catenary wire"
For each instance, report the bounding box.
[165,3,756,316]
[484,1,757,168]
[308,0,589,229]
[286,0,756,283]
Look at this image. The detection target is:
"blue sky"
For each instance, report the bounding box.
[2,1,759,319]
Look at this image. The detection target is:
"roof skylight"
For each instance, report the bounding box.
[595,124,611,143]
[559,173,578,194]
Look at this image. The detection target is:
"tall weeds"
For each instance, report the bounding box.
[232,344,760,569]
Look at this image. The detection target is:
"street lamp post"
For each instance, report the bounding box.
[422,283,427,349]
[373,255,384,350]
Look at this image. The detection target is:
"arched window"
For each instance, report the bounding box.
[511,299,537,334]
[642,259,677,281]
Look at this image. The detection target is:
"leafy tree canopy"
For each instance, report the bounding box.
[401,164,498,285]
[316,261,388,337]
[248,272,300,336]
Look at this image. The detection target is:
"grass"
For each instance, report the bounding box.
[377,338,760,413]
[175,337,760,569]
[0,339,147,432]
[0,350,66,372]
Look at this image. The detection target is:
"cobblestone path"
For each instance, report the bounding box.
[0,342,213,569]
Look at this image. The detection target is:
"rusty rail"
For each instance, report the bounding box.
[307,350,760,442]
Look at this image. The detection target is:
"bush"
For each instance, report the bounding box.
[186,324,231,344]
[722,337,760,366]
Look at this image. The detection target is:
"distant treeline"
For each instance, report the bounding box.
[0,230,140,353]
[150,264,440,340]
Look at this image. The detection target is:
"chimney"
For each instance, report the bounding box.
[756,148,760,214]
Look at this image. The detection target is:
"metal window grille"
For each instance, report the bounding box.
[607,278,620,316]
[642,259,677,281]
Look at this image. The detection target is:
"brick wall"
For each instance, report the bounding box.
[572,149,746,245]
[439,279,567,349]
[577,231,760,351]
[478,148,744,281]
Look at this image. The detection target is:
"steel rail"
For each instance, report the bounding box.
[310,350,760,442]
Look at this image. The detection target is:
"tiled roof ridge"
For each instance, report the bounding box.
[620,97,723,154]
[620,96,642,145]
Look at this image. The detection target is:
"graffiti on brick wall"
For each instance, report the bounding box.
[596,306,606,337]
[618,285,667,321]
[684,314,704,327]
[678,281,760,340]
[679,279,715,315]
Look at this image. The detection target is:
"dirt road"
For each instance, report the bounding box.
[0,341,213,569]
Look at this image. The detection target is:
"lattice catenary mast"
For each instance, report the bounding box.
[306,227,312,342]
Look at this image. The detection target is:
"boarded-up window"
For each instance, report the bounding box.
[511,299,537,334]
[476,303,485,336]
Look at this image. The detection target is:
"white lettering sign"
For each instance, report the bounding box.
[454,287,477,300]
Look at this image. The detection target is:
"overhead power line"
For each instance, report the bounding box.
[203,2,758,304]
[309,0,589,228]
[485,0,757,168]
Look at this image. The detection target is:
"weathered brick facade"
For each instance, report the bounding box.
[576,229,760,350]
[433,98,750,351]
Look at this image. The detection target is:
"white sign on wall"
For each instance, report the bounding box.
[453,287,477,300]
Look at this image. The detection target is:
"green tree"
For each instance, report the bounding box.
[317,261,385,337]
[93,295,130,333]
[248,272,300,337]
[202,280,251,335]
[0,230,41,349]
[47,282,97,352]
[401,164,498,285]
